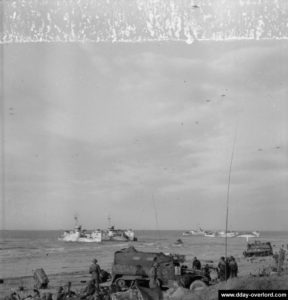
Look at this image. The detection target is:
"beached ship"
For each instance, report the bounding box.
[101,226,137,242]
[60,217,102,243]
[100,216,137,241]
[60,217,137,242]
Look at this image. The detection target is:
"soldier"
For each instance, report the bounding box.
[203,264,211,281]
[277,245,286,274]
[229,256,238,278]
[64,282,76,298]
[217,257,226,281]
[4,292,20,300]
[273,251,279,267]
[41,293,53,300]
[89,259,101,293]
[80,279,96,300]
[192,257,201,270]
[149,257,160,288]
[32,289,41,300]
[225,257,230,280]
[56,287,65,300]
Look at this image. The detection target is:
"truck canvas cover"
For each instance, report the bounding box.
[112,246,179,284]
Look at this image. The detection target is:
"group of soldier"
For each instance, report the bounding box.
[56,258,109,300]
[5,254,240,300]
[217,256,238,281]
[192,256,238,282]
[83,255,239,297]
[148,255,239,291]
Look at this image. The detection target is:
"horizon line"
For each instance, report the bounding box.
[0,228,287,232]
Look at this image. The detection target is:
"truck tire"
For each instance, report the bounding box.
[189,280,207,292]
[115,278,127,289]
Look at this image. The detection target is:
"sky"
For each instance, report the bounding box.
[1,40,288,231]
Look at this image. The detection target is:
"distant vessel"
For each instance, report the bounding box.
[237,231,260,240]
[101,226,137,242]
[59,217,137,243]
[101,216,137,242]
[182,227,206,236]
[173,239,184,246]
[217,230,238,238]
[59,217,102,243]
[204,231,217,238]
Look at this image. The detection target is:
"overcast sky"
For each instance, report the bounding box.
[1,40,288,231]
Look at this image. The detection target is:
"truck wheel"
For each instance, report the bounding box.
[189,280,207,292]
[115,278,127,289]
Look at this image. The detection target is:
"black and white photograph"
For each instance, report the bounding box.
[1,0,288,299]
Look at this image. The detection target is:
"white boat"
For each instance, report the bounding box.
[124,229,137,241]
[182,231,194,236]
[204,231,217,237]
[60,217,137,243]
[100,216,137,242]
[237,231,260,239]
[101,226,137,242]
[217,230,238,238]
[59,217,102,243]
[182,227,206,236]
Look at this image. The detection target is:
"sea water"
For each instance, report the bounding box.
[1,230,287,279]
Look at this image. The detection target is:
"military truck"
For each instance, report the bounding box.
[243,240,273,257]
[111,246,210,290]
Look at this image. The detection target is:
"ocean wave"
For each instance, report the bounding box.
[1,230,288,279]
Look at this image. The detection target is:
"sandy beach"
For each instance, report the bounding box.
[1,255,286,299]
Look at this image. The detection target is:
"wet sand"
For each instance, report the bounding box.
[1,256,284,299]
[0,271,89,299]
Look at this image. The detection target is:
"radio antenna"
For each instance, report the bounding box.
[152,193,160,240]
[225,123,238,279]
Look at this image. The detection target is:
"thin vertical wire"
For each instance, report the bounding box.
[152,193,160,240]
[225,123,238,279]
[0,1,6,231]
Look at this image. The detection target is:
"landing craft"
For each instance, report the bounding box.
[59,216,137,242]
[237,231,260,241]
[182,227,206,236]
[204,231,217,238]
[59,217,102,243]
[217,231,238,238]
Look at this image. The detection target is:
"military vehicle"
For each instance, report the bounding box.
[243,240,273,257]
[111,246,210,290]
